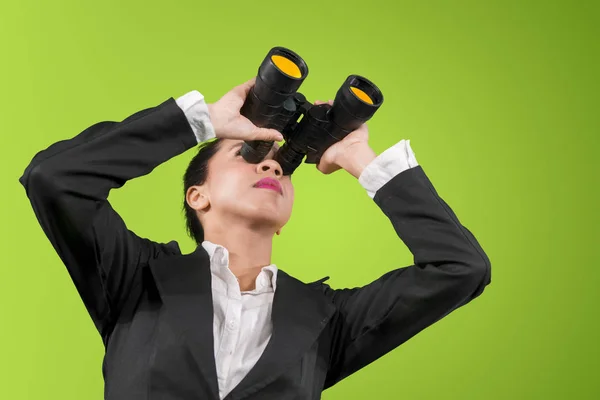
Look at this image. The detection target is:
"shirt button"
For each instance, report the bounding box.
[227,320,235,329]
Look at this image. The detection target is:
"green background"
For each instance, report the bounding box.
[1,0,598,398]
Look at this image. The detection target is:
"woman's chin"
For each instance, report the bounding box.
[236,206,290,231]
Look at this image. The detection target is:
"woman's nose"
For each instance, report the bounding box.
[256,159,282,177]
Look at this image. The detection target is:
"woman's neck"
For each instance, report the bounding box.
[204,225,275,291]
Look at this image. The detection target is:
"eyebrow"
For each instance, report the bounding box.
[228,141,279,154]
[229,142,244,152]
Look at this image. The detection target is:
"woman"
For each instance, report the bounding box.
[20,78,492,400]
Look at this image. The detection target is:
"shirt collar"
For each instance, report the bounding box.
[201,240,278,293]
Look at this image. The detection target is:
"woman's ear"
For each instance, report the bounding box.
[186,186,210,212]
[276,228,282,236]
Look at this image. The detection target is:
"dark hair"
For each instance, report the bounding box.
[183,138,223,244]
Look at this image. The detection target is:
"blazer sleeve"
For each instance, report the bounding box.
[18,97,199,340]
[323,165,492,388]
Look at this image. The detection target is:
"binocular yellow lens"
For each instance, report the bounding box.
[350,86,374,105]
[271,55,302,78]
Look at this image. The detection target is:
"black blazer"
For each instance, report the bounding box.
[19,97,492,400]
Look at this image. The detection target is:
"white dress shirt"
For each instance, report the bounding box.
[175,89,419,398]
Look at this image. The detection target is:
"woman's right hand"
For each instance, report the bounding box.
[207,78,284,142]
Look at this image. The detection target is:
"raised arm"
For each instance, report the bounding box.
[318,138,492,387]
[19,96,203,339]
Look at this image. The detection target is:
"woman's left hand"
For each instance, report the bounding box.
[314,100,377,179]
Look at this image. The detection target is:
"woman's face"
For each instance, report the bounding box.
[199,139,294,231]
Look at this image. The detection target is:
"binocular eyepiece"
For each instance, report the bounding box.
[240,47,384,175]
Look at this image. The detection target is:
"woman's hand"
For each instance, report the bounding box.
[207,78,284,142]
[314,100,377,179]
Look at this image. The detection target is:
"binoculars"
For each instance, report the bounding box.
[239,47,384,175]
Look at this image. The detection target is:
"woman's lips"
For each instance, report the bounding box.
[253,178,283,195]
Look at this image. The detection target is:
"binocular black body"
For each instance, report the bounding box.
[239,47,384,175]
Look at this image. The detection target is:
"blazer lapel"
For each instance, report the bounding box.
[225,270,336,400]
[149,245,336,400]
[149,245,219,399]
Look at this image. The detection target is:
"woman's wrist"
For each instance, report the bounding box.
[338,143,377,179]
